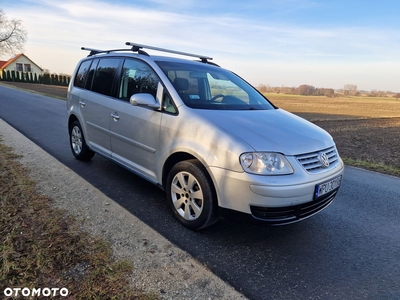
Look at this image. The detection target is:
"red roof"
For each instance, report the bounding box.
[0,60,8,68]
[0,53,43,71]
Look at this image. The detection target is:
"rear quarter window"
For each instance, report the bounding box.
[73,60,92,88]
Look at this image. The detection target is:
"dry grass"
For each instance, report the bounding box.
[0,141,157,299]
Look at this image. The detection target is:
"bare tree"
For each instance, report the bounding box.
[298,84,315,96]
[343,84,358,96]
[0,9,27,55]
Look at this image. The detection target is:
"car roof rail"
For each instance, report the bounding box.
[125,42,213,63]
[81,43,217,65]
[81,47,150,57]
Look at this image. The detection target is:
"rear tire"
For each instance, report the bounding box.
[166,159,219,230]
[69,120,95,161]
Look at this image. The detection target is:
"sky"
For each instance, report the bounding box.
[1,0,400,92]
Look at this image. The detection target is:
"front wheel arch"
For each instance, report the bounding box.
[162,152,196,189]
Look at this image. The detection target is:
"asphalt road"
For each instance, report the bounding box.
[1,84,400,300]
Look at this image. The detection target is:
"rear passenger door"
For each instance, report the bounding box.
[110,58,162,182]
[81,58,121,156]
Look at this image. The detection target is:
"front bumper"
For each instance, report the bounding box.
[209,158,344,225]
[249,189,338,225]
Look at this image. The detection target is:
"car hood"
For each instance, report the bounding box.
[198,108,334,156]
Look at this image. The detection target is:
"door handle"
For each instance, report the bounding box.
[111,112,120,121]
[79,100,85,107]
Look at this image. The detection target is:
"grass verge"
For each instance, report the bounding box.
[0,140,157,299]
[342,157,400,177]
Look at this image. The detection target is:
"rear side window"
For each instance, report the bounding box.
[91,58,121,97]
[73,60,92,88]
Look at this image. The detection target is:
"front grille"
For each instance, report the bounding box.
[295,146,339,174]
[250,190,338,225]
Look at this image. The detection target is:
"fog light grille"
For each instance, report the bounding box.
[250,190,337,225]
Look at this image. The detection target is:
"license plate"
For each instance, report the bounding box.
[315,175,342,199]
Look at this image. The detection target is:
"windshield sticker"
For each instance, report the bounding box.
[189,95,200,100]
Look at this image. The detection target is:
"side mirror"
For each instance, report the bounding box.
[130,93,161,109]
[129,82,164,110]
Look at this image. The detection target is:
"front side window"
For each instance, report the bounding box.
[92,58,121,97]
[118,59,159,101]
[162,92,177,114]
[156,61,275,110]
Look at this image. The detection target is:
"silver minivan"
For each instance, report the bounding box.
[67,42,344,230]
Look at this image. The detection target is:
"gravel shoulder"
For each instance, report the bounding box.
[0,118,246,300]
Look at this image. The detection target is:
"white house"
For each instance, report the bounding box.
[0,53,43,80]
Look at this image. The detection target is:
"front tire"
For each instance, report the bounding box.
[166,160,219,230]
[69,120,95,161]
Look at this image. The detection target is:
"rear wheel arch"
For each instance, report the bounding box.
[68,114,79,132]
[68,118,95,161]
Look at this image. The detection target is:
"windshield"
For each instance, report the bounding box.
[156,61,275,110]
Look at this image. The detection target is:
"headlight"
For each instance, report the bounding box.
[240,152,294,175]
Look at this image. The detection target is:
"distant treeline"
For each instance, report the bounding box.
[258,84,336,97]
[0,70,70,86]
[257,84,399,98]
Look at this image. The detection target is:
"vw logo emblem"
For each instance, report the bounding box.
[318,152,330,168]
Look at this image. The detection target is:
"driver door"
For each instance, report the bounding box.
[109,58,162,182]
